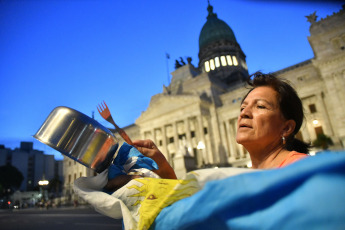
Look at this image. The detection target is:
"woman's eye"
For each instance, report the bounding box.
[257,105,266,109]
[240,107,245,112]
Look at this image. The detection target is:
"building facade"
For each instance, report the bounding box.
[63,4,345,184]
[134,4,345,177]
[62,156,95,203]
[0,142,62,191]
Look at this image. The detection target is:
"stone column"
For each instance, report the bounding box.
[185,118,192,155]
[162,125,170,164]
[152,128,156,144]
[229,119,238,160]
[205,116,214,164]
[324,74,345,139]
[196,115,207,165]
[223,120,231,157]
[221,120,234,166]
[317,92,334,136]
[173,121,179,157]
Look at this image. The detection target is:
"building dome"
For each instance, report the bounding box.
[198,2,248,87]
[199,4,237,50]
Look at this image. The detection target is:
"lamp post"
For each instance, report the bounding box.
[38,179,49,203]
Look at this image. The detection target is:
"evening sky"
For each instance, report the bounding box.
[0,0,343,159]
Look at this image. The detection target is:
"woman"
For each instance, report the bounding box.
[236,72,309,169]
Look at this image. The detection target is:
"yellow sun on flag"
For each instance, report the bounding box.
[126,177,200,230]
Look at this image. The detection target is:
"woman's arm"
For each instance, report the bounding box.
[133,139,177,179]
[104,139,177,193]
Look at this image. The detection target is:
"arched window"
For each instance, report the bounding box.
[233,56,238,66]
[215,57,220,67]
[210,59,215,70]
[220,56,227,66]
[205,61,210,72]
[226,55,232,65]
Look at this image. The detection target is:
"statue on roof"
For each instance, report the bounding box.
[180,57,186,65]
[174,57,187,69]
[175,60,182,69]
[306,11,318,24]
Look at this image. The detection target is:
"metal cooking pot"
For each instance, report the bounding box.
[34,106,119,173]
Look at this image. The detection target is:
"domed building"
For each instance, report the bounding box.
[132,3,345,178]
[129,3,254,178]
[198,3,249,86]
[63,3,345,188]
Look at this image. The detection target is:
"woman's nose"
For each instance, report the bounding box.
[240,106,252,118]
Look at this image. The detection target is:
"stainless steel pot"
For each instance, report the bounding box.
[34,106,119,173]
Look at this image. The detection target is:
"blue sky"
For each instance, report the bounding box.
[0,0,343,160]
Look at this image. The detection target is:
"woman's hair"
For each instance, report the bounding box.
[242,71,310,153]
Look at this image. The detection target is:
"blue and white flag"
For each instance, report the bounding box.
[74,149,345,230]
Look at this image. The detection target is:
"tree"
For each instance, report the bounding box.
[0,164,24,197]
[313,134,334,150]
[48,176,62,196]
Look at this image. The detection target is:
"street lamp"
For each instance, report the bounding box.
[38,179,49,203]
[38,180,49,186]
[197,141,205,150]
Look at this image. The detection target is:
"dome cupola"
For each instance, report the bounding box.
[199,4,237,51]
[198,2,249,87]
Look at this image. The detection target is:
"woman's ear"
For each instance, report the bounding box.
[283,119,296,137]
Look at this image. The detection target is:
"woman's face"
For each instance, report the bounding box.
[236,86,287,150]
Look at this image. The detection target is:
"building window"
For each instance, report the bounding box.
[215,57,220,67]
[159,140,163,146]
[210,59,215,70]
[191,131,195,138]
[232,56,238,66]
[204,127,208,135]
[220,56,227,66]
[205,61,210,72]
[309,104,317,113]
[169,137,174,143]
[226,55,233,65]
[178,134,186,140]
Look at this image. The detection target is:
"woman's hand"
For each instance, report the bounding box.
[104,139,177,193]
[133,139,177,179]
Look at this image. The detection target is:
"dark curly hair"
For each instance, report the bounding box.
[242,72,310,154]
